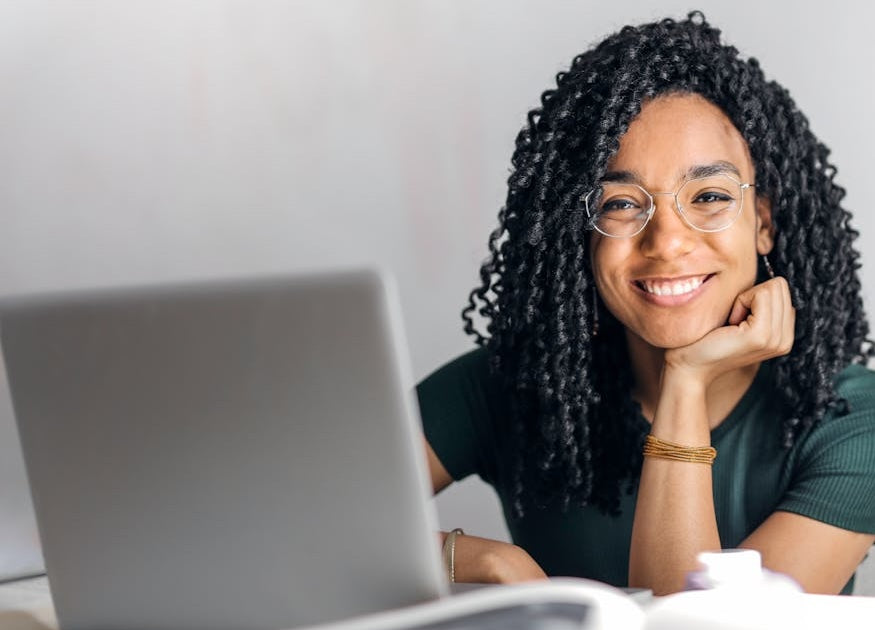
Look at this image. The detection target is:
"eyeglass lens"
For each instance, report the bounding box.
[586,174,744,237]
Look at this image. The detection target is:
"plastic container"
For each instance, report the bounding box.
[684,549,801,592]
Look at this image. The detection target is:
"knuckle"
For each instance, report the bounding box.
[752,331,771,351]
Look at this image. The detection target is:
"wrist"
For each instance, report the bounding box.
[483,543,546,583]
[442,528,465,583]
[660,361,711,393]
[651,365,711,440]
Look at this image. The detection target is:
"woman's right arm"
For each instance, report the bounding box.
[424,436,454,494]
[424,438,547,583]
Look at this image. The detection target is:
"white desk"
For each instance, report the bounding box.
[0,577,643,630]
[4,574,875,630]
[0,575,55,630]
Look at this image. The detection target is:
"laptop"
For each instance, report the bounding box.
[0,357,44,583]
[0,269,448,630]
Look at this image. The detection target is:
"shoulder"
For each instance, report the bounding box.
[797,362,875,450]
[417,346,498,398]
[415,346,507,483]
[778,362,875,534]
[834,362,875,412]
[786,362,875,482]
[416,346,507,428]
[436,345,493,374]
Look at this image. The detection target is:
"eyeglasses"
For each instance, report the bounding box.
[583,174,754,238]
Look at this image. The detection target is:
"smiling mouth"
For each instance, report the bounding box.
[634,274,715,297]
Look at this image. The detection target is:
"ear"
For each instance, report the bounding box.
[755,195,774,255]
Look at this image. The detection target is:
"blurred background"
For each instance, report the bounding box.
[1,0,872,549]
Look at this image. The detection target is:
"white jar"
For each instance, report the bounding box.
[684,548,801,592]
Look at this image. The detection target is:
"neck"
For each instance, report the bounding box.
[625,329,760,429]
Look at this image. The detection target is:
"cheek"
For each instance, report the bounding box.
[589,239,629,310]
[589,236,610,290]
[714,231,759,286]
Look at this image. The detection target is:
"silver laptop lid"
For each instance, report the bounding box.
[1,269,447,630]
[0,356,44,583]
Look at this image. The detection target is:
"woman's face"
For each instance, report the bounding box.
[589,93,774,349]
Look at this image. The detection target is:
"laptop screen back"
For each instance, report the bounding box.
[1,270,446,630]
[0,355,44,582]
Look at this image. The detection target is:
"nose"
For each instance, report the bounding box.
[637,194,697,261]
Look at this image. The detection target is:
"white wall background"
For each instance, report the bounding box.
[1,0,873,579]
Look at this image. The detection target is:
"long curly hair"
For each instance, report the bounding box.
[462,11,874,517]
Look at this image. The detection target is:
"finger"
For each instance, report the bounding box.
[765,277,789,356]
[727,297,750,326]
[734,283,778,354]
[778,278,796,355]
[770,279,784,351]
[728,282,766,329]
[726,282,761,326]
[756,279,788,357]
[756,278,793,358]
[782,306,796,355]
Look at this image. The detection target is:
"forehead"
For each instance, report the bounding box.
[606,93,754,186]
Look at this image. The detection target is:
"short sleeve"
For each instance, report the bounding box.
[415,348,503,485]
[777,364,875,534]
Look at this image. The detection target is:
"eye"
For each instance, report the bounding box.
[693,191,733,204]
[601,198,643,213]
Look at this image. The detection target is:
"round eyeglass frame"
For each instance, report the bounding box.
[583,174,755,238]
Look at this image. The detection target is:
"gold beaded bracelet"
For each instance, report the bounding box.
[442,528,464,583]
[643,434,717,465]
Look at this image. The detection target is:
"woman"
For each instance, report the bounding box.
[416,12,875,595]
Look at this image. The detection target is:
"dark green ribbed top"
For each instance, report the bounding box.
[417,348,875,594]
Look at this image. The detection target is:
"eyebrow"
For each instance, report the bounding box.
[687,160,742,180]
[601,160,743,185]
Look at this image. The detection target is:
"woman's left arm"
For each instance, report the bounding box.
[741,511,874,593]
[631,277,875,594]
[627,367,719,594]
[630,278,802,594]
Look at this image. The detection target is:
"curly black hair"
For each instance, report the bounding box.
[461,11,874,517]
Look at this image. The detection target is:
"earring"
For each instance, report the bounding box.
[591,286,599,338]
[762,255,775,279]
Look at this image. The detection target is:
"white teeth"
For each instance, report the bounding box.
[641,276,705,297]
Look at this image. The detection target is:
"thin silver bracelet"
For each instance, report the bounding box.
[442,528,464,583]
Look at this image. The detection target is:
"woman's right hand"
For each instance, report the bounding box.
[429,443,546,582]
[441,531,547,583]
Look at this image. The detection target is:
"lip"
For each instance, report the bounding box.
[634,273,711,283]
[631,273,716,306]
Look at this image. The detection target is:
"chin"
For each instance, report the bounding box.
[645,334,704,350]
[636,324,714,350]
